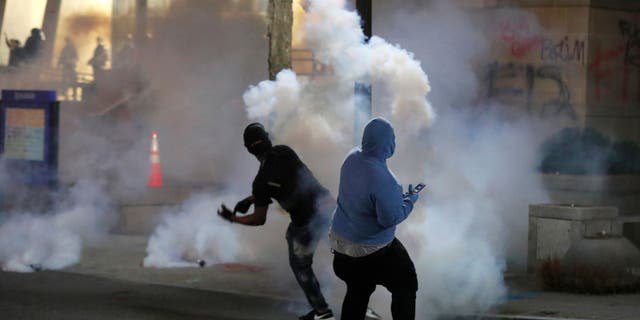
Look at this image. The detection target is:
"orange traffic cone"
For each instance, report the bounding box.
[147,131,163,188]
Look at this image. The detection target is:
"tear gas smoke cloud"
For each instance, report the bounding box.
[243,0,550,319]
[139,2,267,185]
[0,1,552,318]
[140,2,310,272]
[65,10,110,37]
[0,178,114,272]
[143,194,240,268]
[242,0,435,189]
[1,2,272,274]
[303,0,435,130]
[143,192,301,284]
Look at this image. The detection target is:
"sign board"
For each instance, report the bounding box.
[0,90,59,186]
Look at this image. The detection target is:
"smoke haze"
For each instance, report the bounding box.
[241,0,550,318]
[0,1,554,318]
[0,178,114,272]
[143,193,240,268]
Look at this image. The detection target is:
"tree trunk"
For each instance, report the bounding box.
[267,0,292,80]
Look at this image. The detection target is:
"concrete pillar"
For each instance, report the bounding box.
[41,0,62,67]
[267,0,292,81]
[0,1,7,37]
[135,0,148,46]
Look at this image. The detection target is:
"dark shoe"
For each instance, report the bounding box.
[299,309,335,320]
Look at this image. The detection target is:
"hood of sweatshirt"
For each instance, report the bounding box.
[361,117,395,161]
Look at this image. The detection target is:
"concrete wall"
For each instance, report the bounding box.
[479,1,588,132]
[471,0,640,144]
[542,173,640,247]
[586,5,640,144]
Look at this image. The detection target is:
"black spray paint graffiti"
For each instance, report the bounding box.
[619,19,640,67]
[540,37,585,65]
[486,62,577,119]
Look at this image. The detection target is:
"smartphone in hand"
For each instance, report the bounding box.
[404,183,426,197]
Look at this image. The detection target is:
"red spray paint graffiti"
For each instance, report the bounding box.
[499,18,544,59]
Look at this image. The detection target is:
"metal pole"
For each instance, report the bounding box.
[354,0,372,144]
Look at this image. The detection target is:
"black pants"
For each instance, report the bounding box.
[285,201,334,313]
[333,238,417,320]
[286,221,329,312]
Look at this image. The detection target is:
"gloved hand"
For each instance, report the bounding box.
[217,204,235,223]
[233,197,253,213]
[403,184,419,204]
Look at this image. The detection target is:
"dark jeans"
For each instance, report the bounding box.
[333,238,418,320]
[286,208,332,312]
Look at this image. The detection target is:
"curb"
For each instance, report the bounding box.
[447,315,589,320]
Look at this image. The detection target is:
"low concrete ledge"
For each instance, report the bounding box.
[529,204,618,220]
[116,185,210,206]
[528,204,623,272]
[114,204,178,235]
[542,174,640,195]
[113,184,218,235]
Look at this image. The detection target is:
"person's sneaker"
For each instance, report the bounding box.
[365,307,383,319]
[299,309,335,320]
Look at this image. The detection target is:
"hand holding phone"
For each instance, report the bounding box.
[403,183,426,199]
[412,183,426,194]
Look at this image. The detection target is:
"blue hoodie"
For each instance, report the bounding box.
[331,117,414,246]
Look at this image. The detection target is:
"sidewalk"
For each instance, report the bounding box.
[62,234,639,320]
[482,274,640,320]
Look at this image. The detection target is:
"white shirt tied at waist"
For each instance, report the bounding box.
[329,228,391,258]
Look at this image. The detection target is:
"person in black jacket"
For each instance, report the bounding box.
[23,28,43,62]
[218,123,335,320]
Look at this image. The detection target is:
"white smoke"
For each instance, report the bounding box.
[242,0,435,190]
[397,114,549,318]
[143,193,240,268]
[245,0,435,130]
[240,0,550,319]
[0,179,114,272]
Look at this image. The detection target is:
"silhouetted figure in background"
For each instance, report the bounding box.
[113,34,135,71]
[58,37,78,83]
[58,37,78,99]
[88,37,108,82]
[4,33,24,67]
[23,28,44,62]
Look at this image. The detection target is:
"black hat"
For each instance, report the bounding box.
[243,123,272,156]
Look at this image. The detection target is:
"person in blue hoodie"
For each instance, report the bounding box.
[330,117,420,320]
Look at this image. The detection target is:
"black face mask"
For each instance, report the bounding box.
[243,123,272,157]
[246,139,271,157]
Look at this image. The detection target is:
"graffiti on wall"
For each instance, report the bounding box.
[486,62,577,119]
[619,19,640,67]
[588,19,640,104]
[498,16,585,64]
[498,15,544,58]
[540,37,585,65]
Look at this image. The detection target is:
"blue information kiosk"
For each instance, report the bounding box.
[0,90,59,189]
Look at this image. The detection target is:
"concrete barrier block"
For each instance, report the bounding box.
[529,203,618,220]
[528,204,621,272]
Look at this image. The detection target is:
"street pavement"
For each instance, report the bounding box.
[1,234,639,320]
[0,270,298,320]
